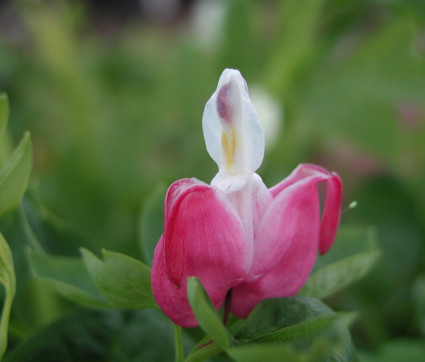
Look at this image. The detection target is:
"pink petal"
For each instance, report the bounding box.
[231,230,318,318]
[244,174,322,282]
[231,165,343,318]
[231,176,321,318]
[270,164,343,255]
[151,179,249,327]
[269,163,330,197]
[319,172,342,254]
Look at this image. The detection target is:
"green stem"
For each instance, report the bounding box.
[0,285,15,359]
[174,324,184,362]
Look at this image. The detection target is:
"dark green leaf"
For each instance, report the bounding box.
[235,297,333,341]
[81,248,157,309]
[412,275,425,337]
[5,308,185,362]
[234,297,356,361]
[359,340,425,362]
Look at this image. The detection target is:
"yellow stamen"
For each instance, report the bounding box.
[221,130,237,172]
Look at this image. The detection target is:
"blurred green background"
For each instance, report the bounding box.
[1,0,425,360]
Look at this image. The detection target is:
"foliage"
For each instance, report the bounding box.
[0,0,424,360]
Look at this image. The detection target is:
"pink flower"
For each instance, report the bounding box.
[151,69,342,327]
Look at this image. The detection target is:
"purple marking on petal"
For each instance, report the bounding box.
[217,83,233,124]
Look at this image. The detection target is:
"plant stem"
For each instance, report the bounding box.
[173,323,184,362]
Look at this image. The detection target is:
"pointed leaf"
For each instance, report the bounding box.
[298,250,381,299]
[27,249,110,308]
[186,277,233,350]
[81,248,156,309]
[0,132,32,218]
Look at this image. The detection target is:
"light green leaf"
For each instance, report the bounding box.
[0,233,16,360]
[81,248,157,309]
[0,132,32,218]
[27,249,110,308]
[0,93,8,141]
[186,277,233,350]
[299,250,381,299]
[139,183,166,266]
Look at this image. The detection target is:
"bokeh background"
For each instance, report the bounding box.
[1,0,425,360]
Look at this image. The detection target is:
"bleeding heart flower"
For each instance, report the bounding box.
[151,69,342,327]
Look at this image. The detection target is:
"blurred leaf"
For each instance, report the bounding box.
[299,250,381,299]
[0,132,32,218]
[5,308,182,362]
[313,225,379,270]
[411,275,425,337]
[226,343,302,362]
[81,248,157,309]
[0,93,8,142]
[28,249,110,308]
[0,233,16,359]
[266,0,326,96]
[359,340,425,362]
[139,183,166,266]
[186,277,233,350]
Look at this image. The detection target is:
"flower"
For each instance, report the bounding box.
[151,69,342,327]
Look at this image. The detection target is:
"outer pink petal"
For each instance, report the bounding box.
[231,165,342,318]
[151,179,249,327]
[319,172,342,254]
[269,163,330,197]
[243,174,322,282]
[231,176,321,318]
[270,164,343,255]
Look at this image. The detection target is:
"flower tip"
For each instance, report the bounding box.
[216,70,245,124]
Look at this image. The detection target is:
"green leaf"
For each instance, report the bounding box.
[0,233,16,359]
[27,249,110,308]
[233,297,356,361]
[412,275,425,337]
[5,308,184,362]
[0,132,32,218]
[186,277,233,350]
[81,248,157,309]
[0,93,8,142]
[299,250,381,299]
[359,340,425,362]
[139,183,166,266]
[314,225,379,270]
[235,297,334,341]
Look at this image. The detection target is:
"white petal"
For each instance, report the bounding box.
[202,69,265,174]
